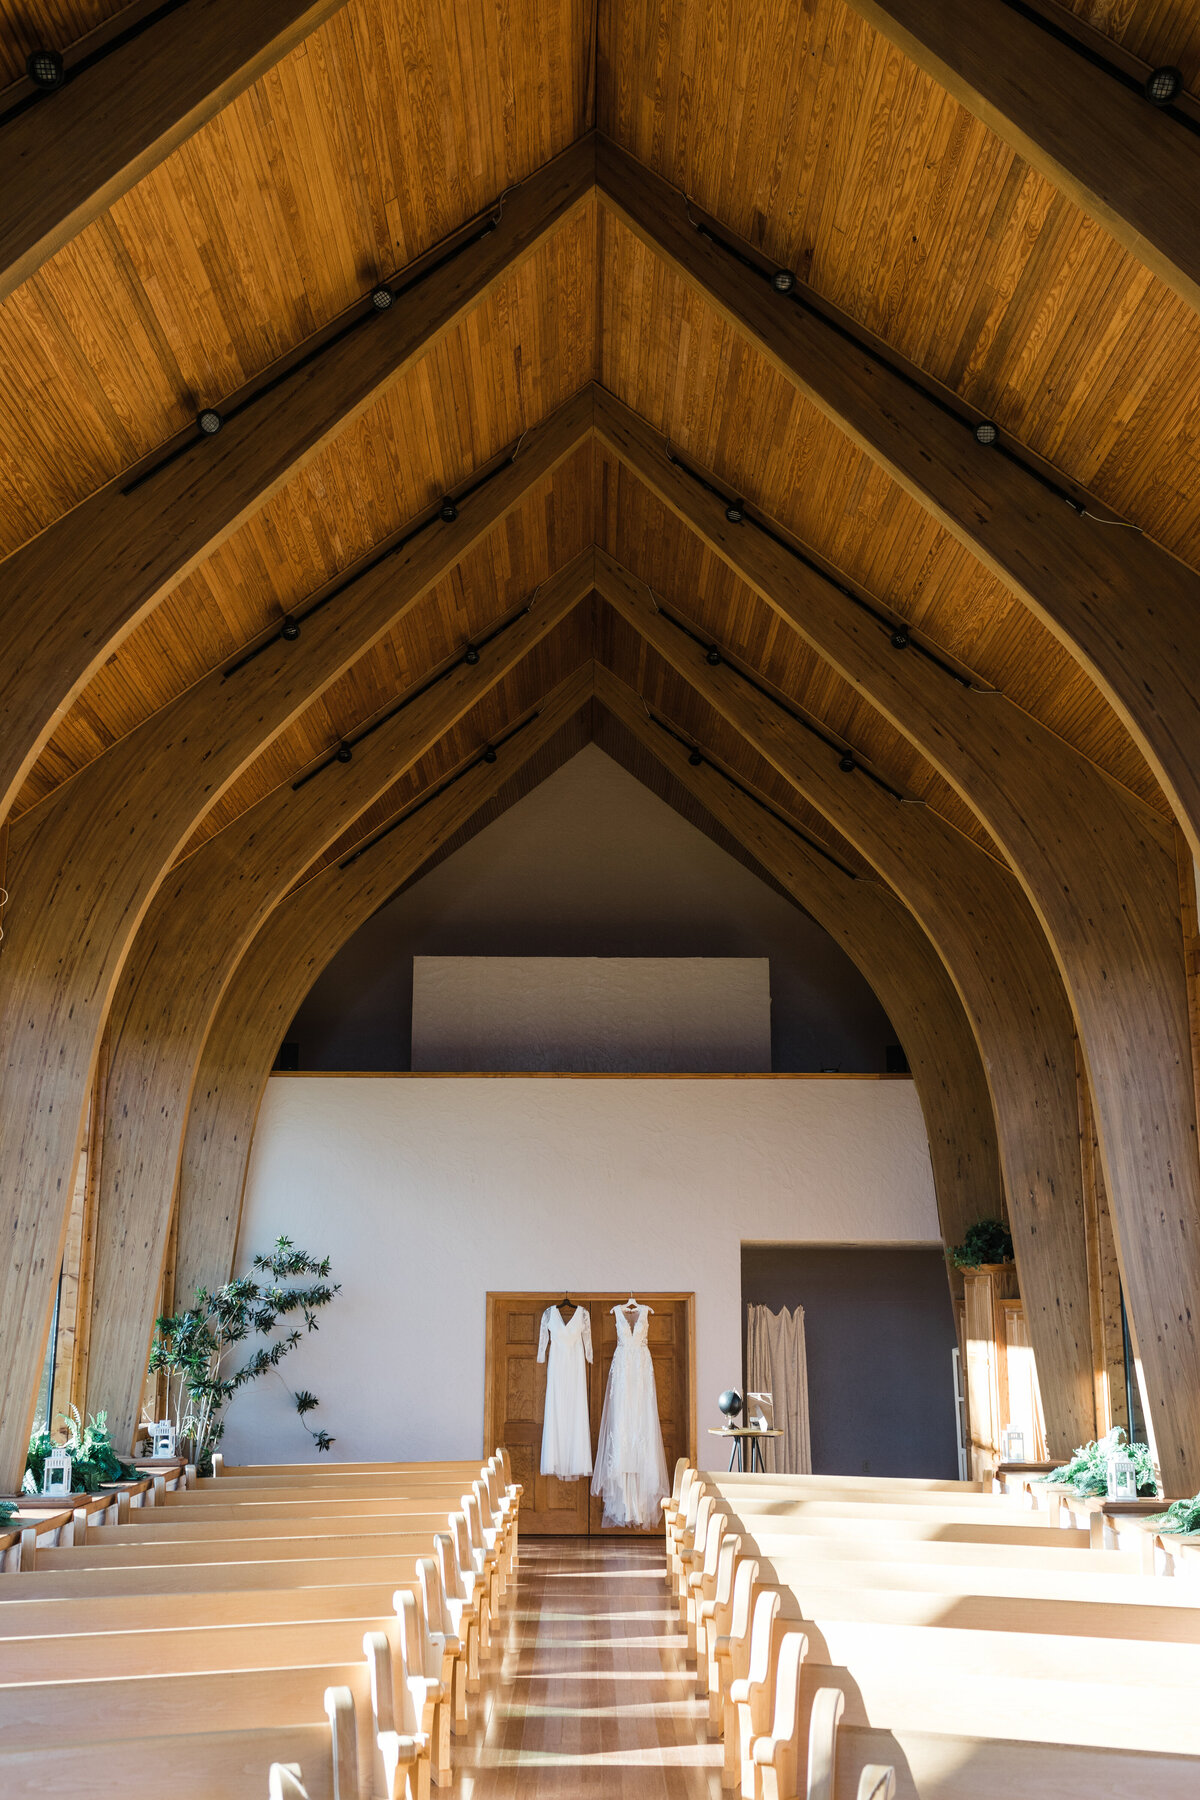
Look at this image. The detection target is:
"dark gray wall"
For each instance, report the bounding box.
[288,747,897,1072]
[741,1244,959,1479]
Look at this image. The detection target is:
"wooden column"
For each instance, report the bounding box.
[0,393,591,1492]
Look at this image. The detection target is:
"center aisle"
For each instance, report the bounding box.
[448,1538,723,1796]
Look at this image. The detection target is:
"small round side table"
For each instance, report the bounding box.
[707,1425,784,1472]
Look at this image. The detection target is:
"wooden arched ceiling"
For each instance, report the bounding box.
[2,0,1200,1487]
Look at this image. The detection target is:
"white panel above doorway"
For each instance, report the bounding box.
[410,954,771,1072]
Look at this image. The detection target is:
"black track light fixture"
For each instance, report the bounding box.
[705,645,722,666]
[463,644,480,666]
[725,499,746,524]
[688,747,704,767]
[370,286,394,310]
[280,616,301,642]
[771,268,796,293]
[197,409,223,436]
[26,47,64,88]
[439,496,459,522]
[1145,65,1183,105]
[890,624,910,650]
[973,419,998,447]
[838,753,857,773]
[482,744,498,764]
[335,742,353,764]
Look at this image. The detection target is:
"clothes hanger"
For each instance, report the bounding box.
[557,1291,575,1317]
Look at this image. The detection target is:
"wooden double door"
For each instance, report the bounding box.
[484,1291,695,1534]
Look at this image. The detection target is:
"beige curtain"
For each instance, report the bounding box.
[746,1303,812,1474]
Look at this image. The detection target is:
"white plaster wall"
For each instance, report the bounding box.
[224,1075,939,1464]
[411,955,772,1072]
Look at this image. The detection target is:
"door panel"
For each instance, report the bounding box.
[485,1291,694,1535]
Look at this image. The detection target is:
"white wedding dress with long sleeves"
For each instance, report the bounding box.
[537,1303,594,1478]
[591,1302,670,1526]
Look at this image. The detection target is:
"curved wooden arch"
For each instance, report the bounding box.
[171,667,593,1305]
[0,392,591,1487]
[598,556,1094,1454]
[0,139,594,820]
[593,667,1005,1255]
[596,399,1200,1490]
[85,560,592,1448]
[597,145,1200,870]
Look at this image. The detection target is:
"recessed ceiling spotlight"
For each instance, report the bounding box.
[890,625,910,650]
[688,748,704,767]
[197,409,223,436]
[483,744,497,764]
[838,753,856,773]
[705,646,722,666]
[439,496,459,522]
[725,499,746,524]
[26,48,64,88]
[771,269,796,293]
[463,644,480,665]
[335,742,353,764]
[370,286,395,310]
[1145,65,1183,105]
[973,420,998,447]
[280,616,301,641]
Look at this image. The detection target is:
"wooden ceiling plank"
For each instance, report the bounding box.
[0,0,352,305]
[170,663,595,1308]
[842,0,1200,316]
[597,394,1200,1491]
[0,132,596,822]
[595,136,1200,867]
[84,556,593,1449]
[597,549,1096,1457]
[595,663,1006,1261]
[0,389,591,1491]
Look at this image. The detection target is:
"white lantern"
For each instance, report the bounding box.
[41,1448,73,1496]
[1000,1425,1025,1463]
[1107,1450,1139,1502]
[151,1419,177,1458]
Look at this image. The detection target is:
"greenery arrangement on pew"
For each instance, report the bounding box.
[1149,1492,1200,1535]
[947,1218,1014,1269]
[147,1236,341,1473]
[23,1408,138,1495]
[1037,1426,1158,1498]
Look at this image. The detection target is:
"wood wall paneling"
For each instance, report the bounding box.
[593,397,1200,1492]
[595,552,1095,1456]
[841,0,1200,314]
[0,135,595,822]
[84,557,594,1449]
[0,393,593,1491]
[594,141,1200,870]
[0,0,352,303]
[169,668,594,1319]
[593,667,1005,1262]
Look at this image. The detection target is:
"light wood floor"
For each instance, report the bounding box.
[447,1538,723,1795]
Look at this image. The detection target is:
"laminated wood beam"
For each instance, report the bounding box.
[842,0,1200,316]
[594,664,1005,1259]
[84,556,593,1449]
[595,138,1200,869]
[594,394,1200,1490]
[171,666,593,1305]
[0,389,592,1491]
[597,551,1094,1456]
[0,0,350,305]
[0,133,595,821]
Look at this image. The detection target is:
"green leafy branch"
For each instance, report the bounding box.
[1038,1427,1158,1499]
[947,1218,1014,1270]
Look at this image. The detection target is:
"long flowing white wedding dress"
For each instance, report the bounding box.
[591,1302,670,1526]
[537,1303,594,1478]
